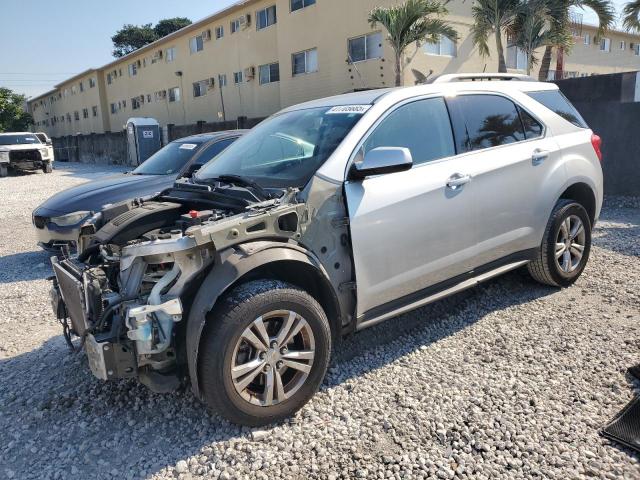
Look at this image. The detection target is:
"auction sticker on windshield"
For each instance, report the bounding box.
[326,105,371,115]
[179,144,198,150]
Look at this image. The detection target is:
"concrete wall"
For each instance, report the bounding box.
[555,72,640,196]
[53,132,128,165]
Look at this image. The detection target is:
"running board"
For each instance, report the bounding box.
[355,260,529,331]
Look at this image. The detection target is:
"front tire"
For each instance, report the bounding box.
[528,199,592,287]
[199,280,331,426]
[43,162,52,174]
[0,165,7,177]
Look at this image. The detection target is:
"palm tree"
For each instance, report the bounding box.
[622,0,640,31]
[368,0,458,87]
[510,0,572,75]
[537,0,615,81]
[470,0,521,73]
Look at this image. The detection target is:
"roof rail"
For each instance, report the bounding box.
[430,73,536,84]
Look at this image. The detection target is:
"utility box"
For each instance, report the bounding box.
[126,118,161,166]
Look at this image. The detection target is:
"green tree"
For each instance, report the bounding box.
[0,88,32,132]
[154,17,192,38]
[510,0,572,75]
[112,23,158,58]
[111,18,192,58]
[622,0,640,31]
[537,0,614,81]
[470,0,521,73]
[368,0,458,86]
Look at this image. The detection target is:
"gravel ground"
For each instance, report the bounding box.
[0,163,639,480]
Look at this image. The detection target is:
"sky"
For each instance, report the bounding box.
[0,0,630,99]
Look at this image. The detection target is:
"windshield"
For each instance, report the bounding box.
[0,134,41,145]
[132,140,205,175]
[195,106,366,188]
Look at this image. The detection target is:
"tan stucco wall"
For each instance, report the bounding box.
[28,0,640,137]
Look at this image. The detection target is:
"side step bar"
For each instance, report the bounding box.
[356,260,529,331]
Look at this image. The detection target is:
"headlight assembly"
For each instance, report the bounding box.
[50,211,91,227]
[0,151,8,163]
[40,148,49,158]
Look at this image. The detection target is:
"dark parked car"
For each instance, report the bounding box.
[32,130,245,251]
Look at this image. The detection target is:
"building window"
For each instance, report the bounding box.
[231,19,240,33]
[292,48,318,75]
[291,0,315,12]
[506,45,527,70]
[129,63,138,76]
[166,47,176,62]
[215,26,224,39]
[168,87,181,102]
[190,34,204,53]
[71,86,77,95]
[79,81,84,92]
[147,94,152,103]
[424,35,457,57]
[89,78,96,88]
[110,103,117,114]
[82,108,88,119]
[218,74,228,87]
[257,6,277,30]
[234,71,244,84]
[620,41,626,50]
[131,97,141,110]
[635,44,640,56]
[348,32,383,62]
[259,62,280,84]
[599,37,611,52]
[107,73,112,85]
[193,80,208,97]
[92,106,98,117]
[584,34,590,45]
[74,111,80,121]
[66,113,71,122]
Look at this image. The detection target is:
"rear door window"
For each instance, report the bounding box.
[363,97,455,166]
[446,94,526,153]
[518,107,543,139]
[527,90,588,128]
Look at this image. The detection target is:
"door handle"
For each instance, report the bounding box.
[446,173,471,189]
[532,149,550,165]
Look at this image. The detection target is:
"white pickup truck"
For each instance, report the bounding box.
[0,131,54,177]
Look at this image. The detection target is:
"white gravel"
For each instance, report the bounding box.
[0,163,639,480]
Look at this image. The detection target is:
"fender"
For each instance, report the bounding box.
[185,240,339,398]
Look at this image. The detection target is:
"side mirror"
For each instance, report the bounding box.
[349,147,413,180]
[46,140,52,146]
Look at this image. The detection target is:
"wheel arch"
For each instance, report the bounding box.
[558,181,597,226]
[185,241,341,399]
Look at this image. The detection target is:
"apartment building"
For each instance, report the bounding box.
[28,0,640,137]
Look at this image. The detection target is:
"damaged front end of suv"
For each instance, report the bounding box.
[49,103,363,422]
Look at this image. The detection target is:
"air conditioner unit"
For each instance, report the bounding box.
[239,14,252,28]
[202,29,211,41]
[207,77,216,88]
[244,66,256,79]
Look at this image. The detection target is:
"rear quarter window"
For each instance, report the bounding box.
[527,90,588,129]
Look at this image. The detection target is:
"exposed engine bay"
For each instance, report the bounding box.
[49,176,352,392]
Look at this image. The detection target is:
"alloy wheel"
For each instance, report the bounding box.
[231,310,315,407]
[554,214,586,273]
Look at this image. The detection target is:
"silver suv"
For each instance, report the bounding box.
[49,74,603,425]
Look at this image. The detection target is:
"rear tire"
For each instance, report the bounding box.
[0,165,7,177]
[527,199,592,287]
[43,162,52,174]
[199,280,331,426]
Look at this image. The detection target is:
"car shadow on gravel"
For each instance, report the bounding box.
[0,269,560,479]
[0,250,52,283]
